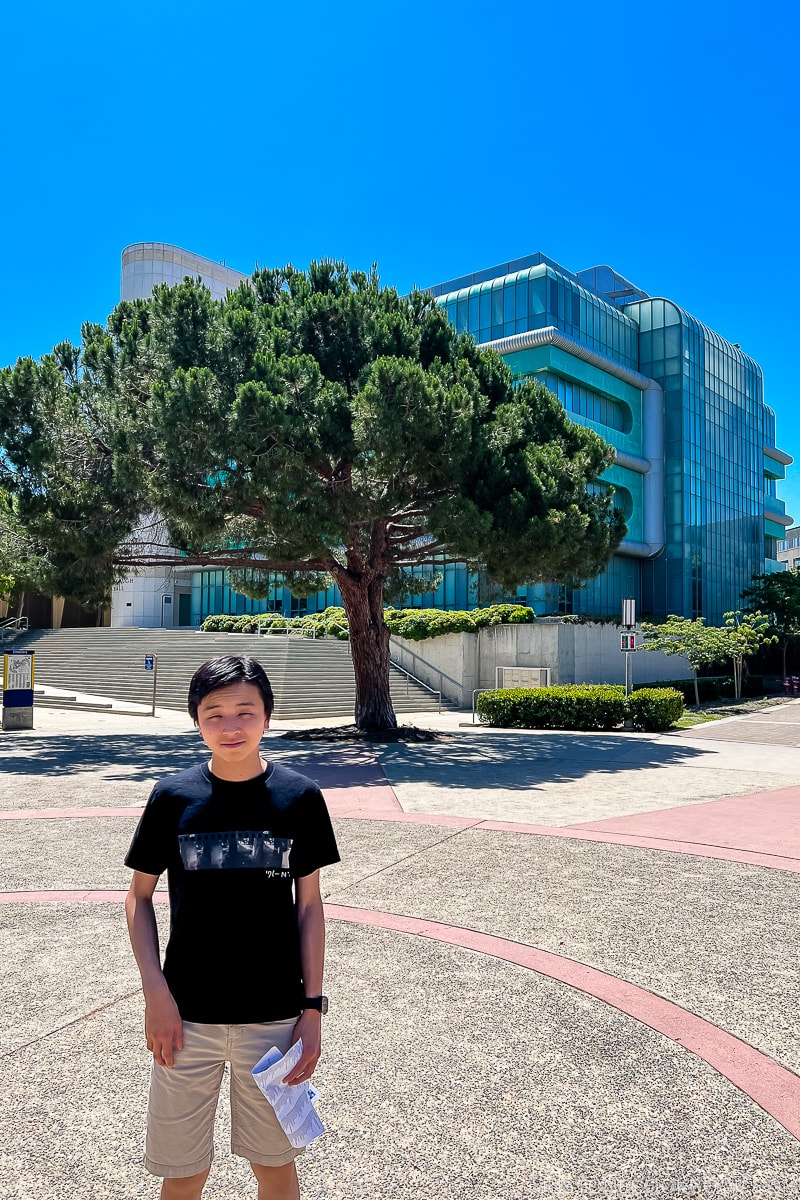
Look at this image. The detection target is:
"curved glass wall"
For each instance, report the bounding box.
[538,372,633,435]
[625,298,766,622]
[191,570,340,626]
[436,265,639,370]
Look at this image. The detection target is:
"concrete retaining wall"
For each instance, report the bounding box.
[391,621,692,708]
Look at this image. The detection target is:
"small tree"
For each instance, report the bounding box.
[0,489,53,617]
[741,572,800,676]
[639,615,728,706]
[722,610,778,699]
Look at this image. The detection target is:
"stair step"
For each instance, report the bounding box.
[6,628,454,720]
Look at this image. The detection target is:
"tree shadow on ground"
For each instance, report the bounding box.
[374,731,711,792]
[0,731,388,786]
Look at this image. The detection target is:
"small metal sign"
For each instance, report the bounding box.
[621,598,636,629]
[144,655,154,671]
[620,633,637,652]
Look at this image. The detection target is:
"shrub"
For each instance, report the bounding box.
[477,685,626,731]
[200,602,535,642]
[200,614,224,631]
[477,684,685,732]
[384,604,534,642]
[625,688,684,731]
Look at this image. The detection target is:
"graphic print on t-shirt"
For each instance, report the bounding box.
[178,830,293,874]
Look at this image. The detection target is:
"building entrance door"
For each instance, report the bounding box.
[178,593,192,626]
[161,593,174,628]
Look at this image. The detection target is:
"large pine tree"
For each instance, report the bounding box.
[0,262,626,729]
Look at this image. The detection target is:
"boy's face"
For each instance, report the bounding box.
[195,681,270,778]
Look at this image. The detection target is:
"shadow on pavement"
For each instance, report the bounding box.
[377,731,709,791]
[0,732,389,787]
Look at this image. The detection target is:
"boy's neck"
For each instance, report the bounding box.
[208,753,268,782]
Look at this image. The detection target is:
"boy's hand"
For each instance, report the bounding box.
[283,1009,322,1085]
[144,984,184,1068]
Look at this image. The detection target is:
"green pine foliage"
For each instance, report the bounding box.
[1,262,625,728]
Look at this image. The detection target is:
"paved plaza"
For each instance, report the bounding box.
[1,701,800,1198]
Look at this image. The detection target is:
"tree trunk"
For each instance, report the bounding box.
[693,670,700,708]
[783,639,788,678]
[337,570,397,732]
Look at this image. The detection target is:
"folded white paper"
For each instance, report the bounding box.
[252,1038,325,1149]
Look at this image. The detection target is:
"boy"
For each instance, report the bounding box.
[125,655,340,1200]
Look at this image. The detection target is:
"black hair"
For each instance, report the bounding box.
[187,656,274,722]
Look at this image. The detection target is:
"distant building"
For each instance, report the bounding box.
[111,243,793,629]
[777,526,800,569]
[121,242,249,303]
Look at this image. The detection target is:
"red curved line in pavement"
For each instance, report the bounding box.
[0,807,146,820]
[2,805,799,874]
[326,904,800,1142]
[1,888,798,1141]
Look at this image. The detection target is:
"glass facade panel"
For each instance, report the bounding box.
[536,372,633,435]
[626,298,770,622]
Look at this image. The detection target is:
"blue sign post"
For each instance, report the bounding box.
[144,654,158,717]
[2,650,35,730]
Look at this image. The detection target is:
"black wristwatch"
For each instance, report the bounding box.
[302,995,329,1014]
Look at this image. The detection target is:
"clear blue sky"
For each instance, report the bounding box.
[2,0,798,512]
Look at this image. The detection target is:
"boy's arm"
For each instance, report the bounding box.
[284,869,325,1085]
[125,870,184,1068]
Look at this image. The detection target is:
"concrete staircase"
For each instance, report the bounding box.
[2,628,446,720]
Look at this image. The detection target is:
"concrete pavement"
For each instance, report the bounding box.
[1,701,800,1198]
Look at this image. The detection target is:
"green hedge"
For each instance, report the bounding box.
[476,685,627,731]
[476,684,684,732]
[384,603,534,641]
[201,603,534,641]
[625,688,685,731]
[199,608,349,639]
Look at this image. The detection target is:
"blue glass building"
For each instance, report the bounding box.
[425,253,792,623]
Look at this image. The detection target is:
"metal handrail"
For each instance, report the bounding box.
[389,658,442,713]
[471,688,493,724]
[256,619,350,640]
[0,617,28,644]
[257,623,317,638]
[389,638,460,705]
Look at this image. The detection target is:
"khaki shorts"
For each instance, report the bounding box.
[144,1019,300,1178]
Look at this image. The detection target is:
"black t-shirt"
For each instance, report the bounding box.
[125,760,340,1023]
